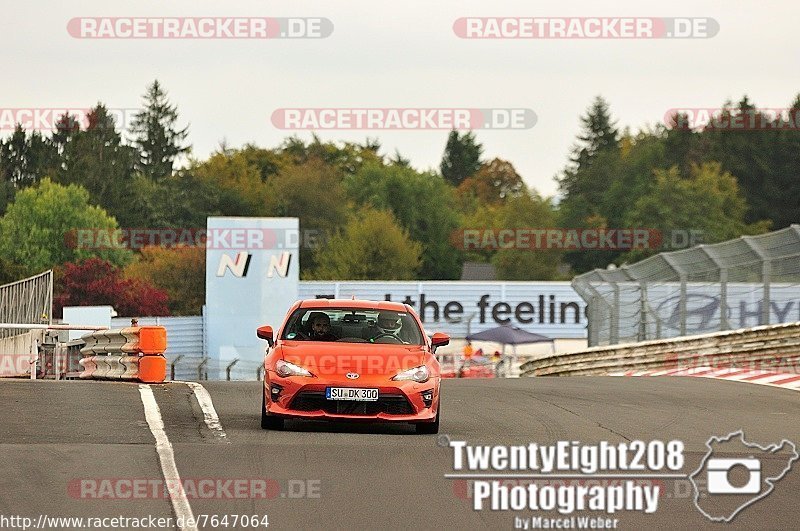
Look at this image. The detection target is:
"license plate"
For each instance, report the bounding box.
[326,387,379,401]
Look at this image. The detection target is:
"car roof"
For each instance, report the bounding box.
[298,299,409,312]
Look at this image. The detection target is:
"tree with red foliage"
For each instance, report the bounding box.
[55,258,170,318]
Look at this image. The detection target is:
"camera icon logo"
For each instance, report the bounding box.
[706,458,761,494]
[689,430,798,522]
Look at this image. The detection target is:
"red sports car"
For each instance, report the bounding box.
[440,358,497,379]
[257,299,449,434]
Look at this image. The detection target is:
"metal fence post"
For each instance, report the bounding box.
[170,354,184,381]
[679,273,688,336]
[655,302,662,339]
[30,336,39,380]
[762,260,771,325]
[639,283,648,341]
[226,358,239,381]
[719,268,728,330]
[610,284,620,345]
[587,299,597,347]
[198,358,209,381]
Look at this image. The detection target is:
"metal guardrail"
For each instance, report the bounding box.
[78,326,168,383]
[165,356,263,381]
[520,321,800,377]
[0,324,108,379]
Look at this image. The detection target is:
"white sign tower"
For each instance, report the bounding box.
[205,217,299,376]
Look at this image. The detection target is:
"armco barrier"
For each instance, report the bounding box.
[520,321,800,377]
[0,330,44,377]
[79,326,167,383]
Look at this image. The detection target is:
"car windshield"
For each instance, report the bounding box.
[281,307,424,345]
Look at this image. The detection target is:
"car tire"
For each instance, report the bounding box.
[415,404,440,434]
[261,388,284,430]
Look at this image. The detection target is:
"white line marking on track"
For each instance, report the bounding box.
[183,381,228,441]
[139,384,198,531]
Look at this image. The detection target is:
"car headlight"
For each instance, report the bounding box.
[392,365,429,383]
[275,359,314,378]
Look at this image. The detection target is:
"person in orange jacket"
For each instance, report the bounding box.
[463,341,474,360]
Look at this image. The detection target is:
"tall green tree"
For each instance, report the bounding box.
[0,126,59,189]
[457,190,562,280]
[388,149,411,167]
[52,113,81,152]
[0,257,28,284]
[266,159,350,273]
[162,148,272,228]
[572,96,619,169]
[55,104,139,227]
[238,143,285,182]
[602,129,667,227]
[278,135,382,176]
[663,111,703,177]
[0,126,60,214]
[557,96,620,208]
[557,96,622,273]
[457,158,525,205]
[130,81,191,182]
[622,162,769,262]
[0,179,131,274]
[492,193,563,280]
[701,97,773,225]
[440,130,483,186]
[770,94,800,228]
[310,207,422,280]
[345,163,462,279]
[698,96,797,228]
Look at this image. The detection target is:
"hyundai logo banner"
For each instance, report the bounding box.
[205,217,300,373]
[608,283,800,338]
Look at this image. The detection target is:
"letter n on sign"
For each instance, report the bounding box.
[267,251,292,278]
[217,251,252,277]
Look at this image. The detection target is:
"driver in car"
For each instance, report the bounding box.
[369,311,403,342]
[307,312,339,341]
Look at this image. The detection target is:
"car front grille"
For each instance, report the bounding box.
[290,391,414,416]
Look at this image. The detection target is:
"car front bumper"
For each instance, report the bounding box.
[263,374,440,422]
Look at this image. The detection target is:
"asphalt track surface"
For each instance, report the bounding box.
[1,377,799,530]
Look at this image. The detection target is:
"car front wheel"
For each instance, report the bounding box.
[415,404,440,434]
[261,388,285,430]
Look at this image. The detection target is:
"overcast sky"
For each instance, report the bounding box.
[3,0,799,197]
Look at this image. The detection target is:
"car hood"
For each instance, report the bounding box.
[275,341,428,377]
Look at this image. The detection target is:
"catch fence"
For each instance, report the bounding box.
[572,225,800,346]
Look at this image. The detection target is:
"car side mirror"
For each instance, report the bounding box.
[431,332,450,349]
[257,325,274,347]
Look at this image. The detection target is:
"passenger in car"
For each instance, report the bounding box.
[307,312,339,341]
